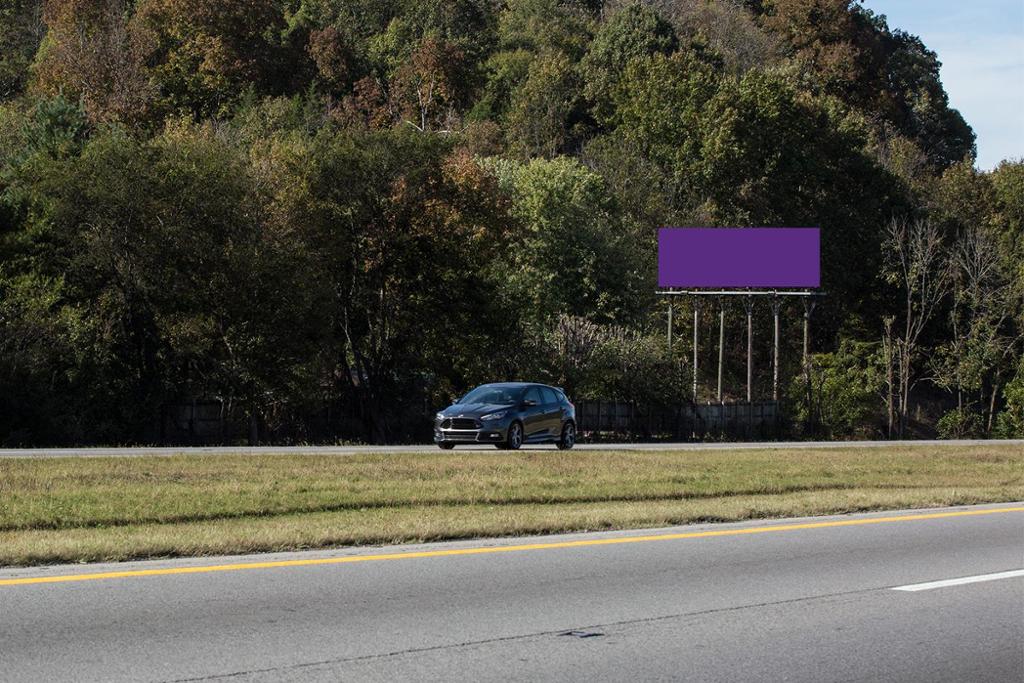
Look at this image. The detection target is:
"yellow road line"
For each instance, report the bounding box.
[2,506,1022,587]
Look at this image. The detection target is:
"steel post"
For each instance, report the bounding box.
[772,297,782,401]
[717,298,725,402]
[667,300,673,351]
[745,296,754,403]
[692,301,699,401]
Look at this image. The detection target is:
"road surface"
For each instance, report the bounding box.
[1,504,1022,682]
[2,438,1022,458]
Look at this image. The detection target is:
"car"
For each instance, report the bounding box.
[434,382,576,450]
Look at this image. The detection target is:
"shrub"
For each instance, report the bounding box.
[936,407,985,439]
[993,359,1024,438]
[791,341,884,438]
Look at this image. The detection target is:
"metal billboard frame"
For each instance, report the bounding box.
[656,288,826,407]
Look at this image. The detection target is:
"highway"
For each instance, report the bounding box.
[2,438,1022,458]
[1,504,1022,682]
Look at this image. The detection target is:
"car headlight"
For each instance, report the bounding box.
[480,411,506,421]
[435,412,445,421]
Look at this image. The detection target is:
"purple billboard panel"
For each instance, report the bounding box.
[658,227,820,288]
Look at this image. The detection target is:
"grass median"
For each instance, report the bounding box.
[1,444,1021,566]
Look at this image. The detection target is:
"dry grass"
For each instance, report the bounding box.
[1,445,1021,566]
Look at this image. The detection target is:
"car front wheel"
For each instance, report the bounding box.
[504,422,523,450]
[438,442,455,450]
[557,422,575,450]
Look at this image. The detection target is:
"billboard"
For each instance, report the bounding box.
[658,227,820,288]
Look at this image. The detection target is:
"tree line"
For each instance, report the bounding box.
[0,0,1020,444]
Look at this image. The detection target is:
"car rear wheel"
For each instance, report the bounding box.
[556,422,575,450]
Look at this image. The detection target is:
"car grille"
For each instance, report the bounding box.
[442,418,478,430]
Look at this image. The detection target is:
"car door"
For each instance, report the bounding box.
[520,386,546,440]
[539,387,562,438]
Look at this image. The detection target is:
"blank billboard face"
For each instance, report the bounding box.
[658,228,820,288]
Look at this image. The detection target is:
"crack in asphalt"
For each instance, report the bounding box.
[162,585,885,682]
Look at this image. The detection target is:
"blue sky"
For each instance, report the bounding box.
[860,0,1023,169]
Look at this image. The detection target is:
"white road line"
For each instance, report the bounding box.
[892,569,1024,592]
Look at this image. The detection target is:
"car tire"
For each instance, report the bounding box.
[556,421,575,450]
[438,442,455,450]
[504,421,523,450]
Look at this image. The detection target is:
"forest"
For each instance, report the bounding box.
[0,0,1021,445]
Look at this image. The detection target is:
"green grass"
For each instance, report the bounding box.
[1,445,1021,567]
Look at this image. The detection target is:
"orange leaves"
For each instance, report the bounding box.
[308,26,350,88]
[33,0,154,125]
[391,37,468,132]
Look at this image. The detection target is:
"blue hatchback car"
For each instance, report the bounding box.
[434,382,576,450]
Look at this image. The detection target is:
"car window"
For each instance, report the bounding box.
[540,387,558,405]
[523,387,542,404]
[460,386,522,405]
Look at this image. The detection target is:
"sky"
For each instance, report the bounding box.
[860,0,1023,170]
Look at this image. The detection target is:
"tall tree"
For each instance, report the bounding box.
[882,217,950,438]
[32,0,154,124]
[132,0,300,118]
[485,155,642,327]
[579,1,677,124]
[0,0,45,100]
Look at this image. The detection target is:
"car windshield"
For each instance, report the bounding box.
[459,386,523,405]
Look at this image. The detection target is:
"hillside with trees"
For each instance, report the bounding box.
[1,0,1021,444]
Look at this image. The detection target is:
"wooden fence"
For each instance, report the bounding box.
[575,399,780,441]
[158,398,781,445]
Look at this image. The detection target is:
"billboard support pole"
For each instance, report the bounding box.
[803,298,817,432]
[667,298,674,351]
[771,296,782,401]
[717,298,725,403]
[744,296,754,403]
[692,300,700,402]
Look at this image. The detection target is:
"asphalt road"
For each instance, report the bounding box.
[2,504,1022,682]
[2,438,1022,458]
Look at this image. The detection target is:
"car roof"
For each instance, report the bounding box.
[475,382,560,391]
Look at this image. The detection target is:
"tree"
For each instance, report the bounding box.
[610,50,718,209]
[990,160,1024,288]
[933,224,1021,431]
[31,0,154,124]
[1,119,323,444]
[579,2,677,124]
[485,155,642,327]
[505,50,581,158]
[307,25,354,92]
[882,217,950,438]
[391,37,469,132]
[0,0,45,100]
[132,0,300,118]
[759,0,874,102]
[791,340,884,438]
[881,29,975,168]
[928,160,1023,433]
[472,48,533,121]
[497,0,593,59]
[755,1,974,168]
[994,357,1024,438]
[256,128,512,441]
